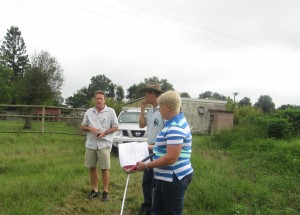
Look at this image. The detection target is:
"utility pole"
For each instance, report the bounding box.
[233,92,239,103]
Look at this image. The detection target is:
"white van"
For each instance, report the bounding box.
[112,107,148,148]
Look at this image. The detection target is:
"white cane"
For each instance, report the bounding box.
[120,153,155,215]
[120,174,130,215]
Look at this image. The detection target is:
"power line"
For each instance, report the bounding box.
[114,0,260,46]
[49,0,284,55]
[113,0,285,55]
[49,0,228,52]
[85,0,250,52]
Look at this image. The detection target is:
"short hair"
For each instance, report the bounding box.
[94,90,106,98]
[157,90,181,113]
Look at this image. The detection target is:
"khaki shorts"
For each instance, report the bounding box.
[85,147,110,169]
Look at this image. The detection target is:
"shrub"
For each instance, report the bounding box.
[257,116,293,139]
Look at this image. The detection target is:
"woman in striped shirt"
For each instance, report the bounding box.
[137,90,193,215]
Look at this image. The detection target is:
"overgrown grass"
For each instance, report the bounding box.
[192,129,300,215]
[0,132,144,215]
[0,124,299,214]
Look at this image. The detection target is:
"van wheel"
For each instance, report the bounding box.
[111,146,119,157]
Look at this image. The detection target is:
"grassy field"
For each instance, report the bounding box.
[0,122,299,215]
[0,120,81,134]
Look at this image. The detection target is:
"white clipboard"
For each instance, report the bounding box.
[118,142,149,167]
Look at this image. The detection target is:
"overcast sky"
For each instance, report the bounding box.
[1,0,299,107]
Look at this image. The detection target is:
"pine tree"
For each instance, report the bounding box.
[0,26,30,81]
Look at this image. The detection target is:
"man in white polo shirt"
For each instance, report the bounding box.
[81,90,118,201]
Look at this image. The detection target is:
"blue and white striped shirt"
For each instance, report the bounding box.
[153,112,193,182]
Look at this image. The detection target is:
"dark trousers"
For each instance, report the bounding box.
[141,168,155,211]
[153,173,193,215]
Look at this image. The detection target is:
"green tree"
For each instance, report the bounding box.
[105,97,122,116]
[108,83,116,98]
[225,97,235,111]
[65,87,89,108]
[234,105,263,125]
[277,104,300,110]
[14,51,64,129]
[180,92,191,98]
[198,91,212,99]
[212,92,226,100]
[198,91,226,100]
[66,74,120,108]
[0,26,29,81]
[126,83,144,100]
[276,109,300,137]
[15,67,53,129]
[115,85,124,102]
[0,64,14,103]
[16,67,53,105]
[126,77,174,100]
[31,51,64,104]
[254,95,275,113]
[159,78,174,92]
[87,74,116,99]
[239,97,252,106]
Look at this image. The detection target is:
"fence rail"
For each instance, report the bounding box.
[0,104,87,135]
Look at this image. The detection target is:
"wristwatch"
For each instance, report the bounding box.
[145,163,149,170]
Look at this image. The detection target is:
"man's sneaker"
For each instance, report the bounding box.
[87,189,99,199]
[101,191,109,201]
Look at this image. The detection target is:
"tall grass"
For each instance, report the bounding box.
[188,130,299,215]
[0,123,299,214]
[0,132,145,215]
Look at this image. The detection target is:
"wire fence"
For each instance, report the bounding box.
[0,104,87,135]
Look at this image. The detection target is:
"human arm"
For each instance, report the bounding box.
[139,99,147,128]
[80,113,118,137]
[80,124,99,135]
[80,111,99,135]
[96,108,119,138]
[136,144,182,171]
[95,126,118,138]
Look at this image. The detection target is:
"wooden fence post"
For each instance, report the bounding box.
[42,106,45,135]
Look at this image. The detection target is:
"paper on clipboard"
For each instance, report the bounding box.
[118,142,149,167]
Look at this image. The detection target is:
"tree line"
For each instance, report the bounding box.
[0,26,64,107]
[1,26,299,116]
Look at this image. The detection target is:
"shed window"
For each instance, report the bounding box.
[198,106,204,114]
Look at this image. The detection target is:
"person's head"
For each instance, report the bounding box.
[139,82,162,97]
[139,82,162,104]
[94,90,106,110]
[157,90,181,120]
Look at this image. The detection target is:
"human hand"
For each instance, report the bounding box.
[96,132,105,138]
[136,162,146,171]
[123,165,137,174]
[140,99,147,109]
[89,127,100,135]
[148,144,154,150]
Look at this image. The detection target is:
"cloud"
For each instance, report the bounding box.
[1,0,299,107]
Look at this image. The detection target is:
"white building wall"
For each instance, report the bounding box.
[181,98,226,134]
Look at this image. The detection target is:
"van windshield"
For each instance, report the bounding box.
[119,112,140,123]
[119,111,148,123]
